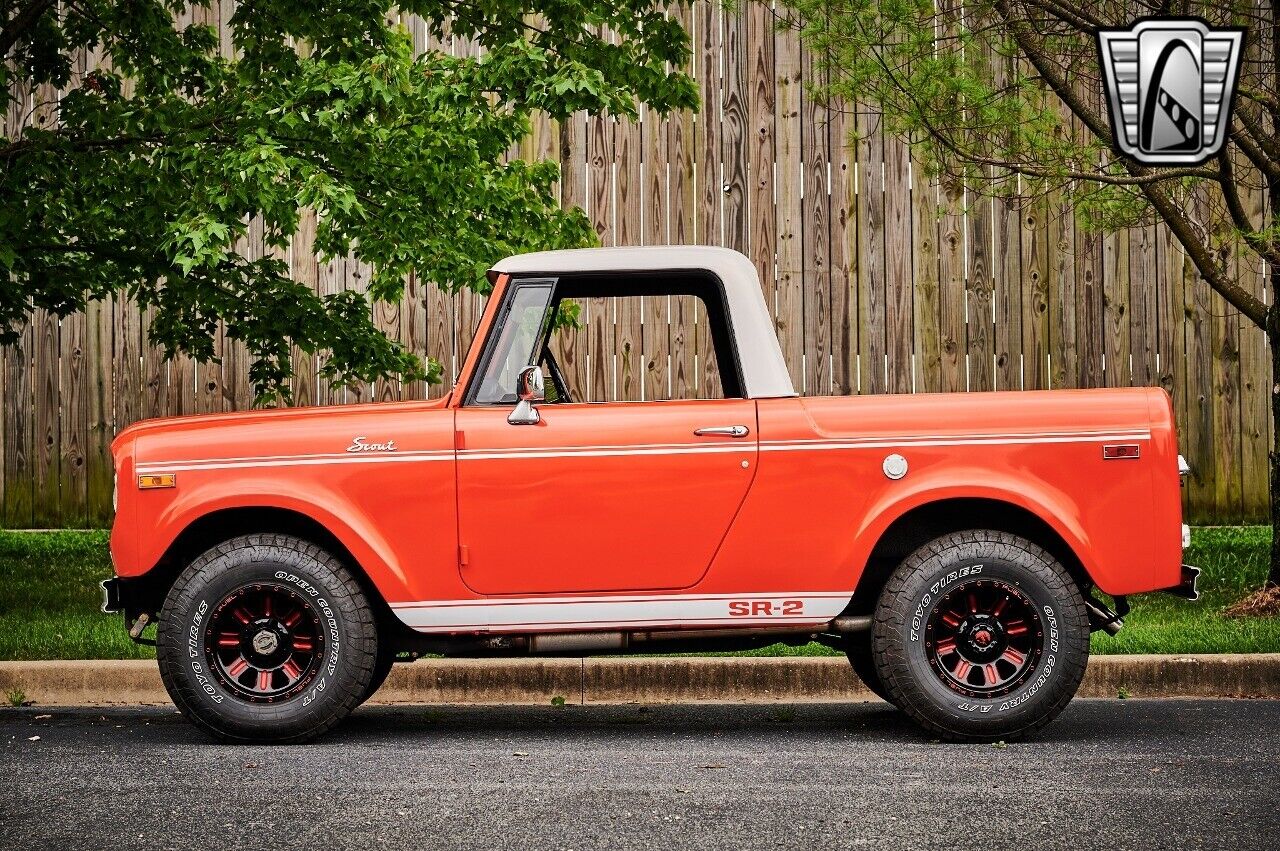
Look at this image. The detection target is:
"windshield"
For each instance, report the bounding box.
[472,282,555,405]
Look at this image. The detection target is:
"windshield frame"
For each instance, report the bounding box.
[463,277,557,406]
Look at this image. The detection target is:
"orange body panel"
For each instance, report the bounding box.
[110,272,1185,635]
[455,399,757,595]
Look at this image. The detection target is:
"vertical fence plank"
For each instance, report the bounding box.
[59,303,87,526]
[3,325,32,528]
[1077,225,1104,389]
[554,111,588,401]
[858,119,886,395]
[1130,223,1159,388]
[829,99,857,396]
[642,99,670,401]
[373,277,402,403]
[801,39,831,397]
[85,295,113,525]
[1212,258,1243,520]
[993,194,1023,391]
[774,17,803,392]
[587,105,614,401]
[721,7,749,255]
[883,136,912,394]
[938,176,965,394]
[696,1,722,249]
[290,211,319,407]
[615,116,643,401]
[746,3,775,314]
[966,181,994,393]
[666,8,700,401]
[32,306,60,527]
[911,165,941,395]
[1103,225,1131,388]
[1021,197,1050,390]
[1050,192,1077,389]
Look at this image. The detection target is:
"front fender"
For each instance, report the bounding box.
[122,475,414,602]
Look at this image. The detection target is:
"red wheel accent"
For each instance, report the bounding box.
[923,578,1045,698]
[204,584,325,704]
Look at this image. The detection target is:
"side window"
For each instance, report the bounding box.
[472,282,555,405]
[544,294,726,403]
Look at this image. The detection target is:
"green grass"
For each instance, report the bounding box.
[1091,526,1280,655]
[0,530,154,661]
[0,527,1275,660]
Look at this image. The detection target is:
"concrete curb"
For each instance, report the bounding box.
[2,653,1278,707]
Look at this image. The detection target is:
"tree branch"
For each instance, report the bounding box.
[0,0,58,58]
[1219,148,1280,270]
[995,0,1270,331]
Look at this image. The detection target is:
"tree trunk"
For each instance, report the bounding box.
[1270,321,1280,588]
[1269,180,1280,588]
[1270,16,1280,587]
[1269,0,1279,588]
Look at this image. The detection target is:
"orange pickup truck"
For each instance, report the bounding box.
[102,246,1198,743]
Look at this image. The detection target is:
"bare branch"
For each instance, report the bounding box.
[994,0,1270,330]
[1219,149,1280,269]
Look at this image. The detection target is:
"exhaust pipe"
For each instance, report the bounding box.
[529,632,626,653]
[828,615,873,633]
[525,626,821,654]
[1085,598,1125,635]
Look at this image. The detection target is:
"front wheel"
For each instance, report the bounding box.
[156,534,378,744]
[871,530,1089,742]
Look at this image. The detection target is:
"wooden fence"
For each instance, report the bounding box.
[0,3,1271,527]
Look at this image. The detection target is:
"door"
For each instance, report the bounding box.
[455,399,758,594]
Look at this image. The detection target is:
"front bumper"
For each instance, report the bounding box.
[100,577,122,613]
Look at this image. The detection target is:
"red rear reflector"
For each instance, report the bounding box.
[1103,444,1140,460]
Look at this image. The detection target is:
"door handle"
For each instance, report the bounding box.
[693,425,750,438]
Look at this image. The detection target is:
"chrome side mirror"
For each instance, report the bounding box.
[508,365,544,425]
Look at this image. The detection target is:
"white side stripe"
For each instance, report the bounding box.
[389,592,851,633]
[135,430,1151,473]
[137,451,453,473]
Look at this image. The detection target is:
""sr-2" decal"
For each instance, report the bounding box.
[728,600,804,617]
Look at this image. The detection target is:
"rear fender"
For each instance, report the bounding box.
[851,465,1112,593]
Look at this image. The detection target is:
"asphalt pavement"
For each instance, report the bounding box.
[2,700,1277,850]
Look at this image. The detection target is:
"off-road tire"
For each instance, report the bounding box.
[845,637,893,703]
[361,645,397,704]
[871,530,1089,742]
[156,534,378,744]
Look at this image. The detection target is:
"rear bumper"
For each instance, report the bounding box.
[1163,564,1201,601]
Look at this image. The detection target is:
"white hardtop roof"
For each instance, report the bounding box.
[492,246,797,398]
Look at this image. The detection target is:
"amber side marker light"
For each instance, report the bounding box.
[137,473,176,489]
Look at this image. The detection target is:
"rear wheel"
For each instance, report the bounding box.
[845,637,892,703]
[871,530,1089,742]
[156,534,378,744]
